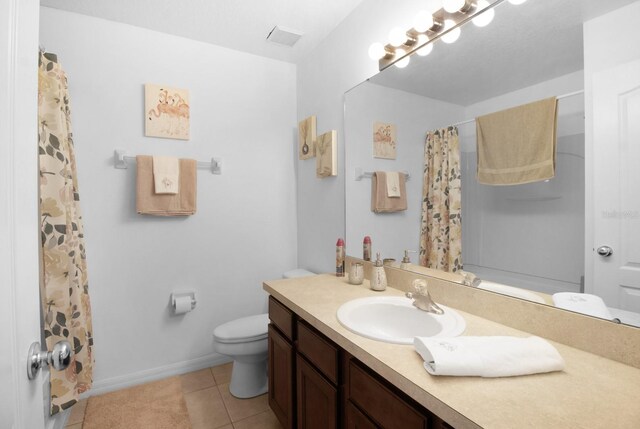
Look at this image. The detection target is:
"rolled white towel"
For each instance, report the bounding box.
[552,292,613,320]
[414,336,565,377]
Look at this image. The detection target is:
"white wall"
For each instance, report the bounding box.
[296,0,429,272]
[40,7,297,394]
[344,82,464,261]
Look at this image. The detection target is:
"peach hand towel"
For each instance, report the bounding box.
[152,156,179,194]
[371,171,407,213]
[136,155,196,216]
[476,97,557,185]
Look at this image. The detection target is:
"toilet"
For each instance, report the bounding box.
[213,268,315,398]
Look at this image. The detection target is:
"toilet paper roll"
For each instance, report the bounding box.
[173,295,193,315]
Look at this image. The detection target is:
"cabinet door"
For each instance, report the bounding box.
[297,354,338,429]
[347,401,379,429]
[268,324,294,429]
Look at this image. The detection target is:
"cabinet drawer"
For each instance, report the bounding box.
[269,296,294,341]
[349,361,428,429]
[296,320,339,385]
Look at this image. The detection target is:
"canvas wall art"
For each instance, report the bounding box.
[145,84,190,140]
[298,115,317,159]
[373,121,397,159]
[316,130,337,178]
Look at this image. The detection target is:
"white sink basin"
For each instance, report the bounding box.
[336,296,466,344]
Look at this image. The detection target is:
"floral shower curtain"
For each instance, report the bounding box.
[38,52,94,415]
[419,127,463,272]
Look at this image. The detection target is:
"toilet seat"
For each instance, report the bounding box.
[213,313,268,344]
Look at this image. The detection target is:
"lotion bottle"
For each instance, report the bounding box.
[370,252,387,291]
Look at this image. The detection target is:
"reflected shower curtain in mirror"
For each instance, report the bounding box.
[38,52,94,415]
[419,127,463,272]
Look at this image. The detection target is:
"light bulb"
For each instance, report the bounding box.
[443,0,465,13]
[425,0,443,13]
[508,0,527,4]
[389,27,407,47]
[441,20,460,44]
[368,43,386,60]
[417,42,433,57]
[414,10,434,32]
[472,0,494,27]
[394,49,410,68]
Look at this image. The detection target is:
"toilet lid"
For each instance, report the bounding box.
[213,313,269,344]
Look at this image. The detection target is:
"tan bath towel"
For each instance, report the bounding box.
[371,171,407,213]
[476,97,557,185]
[136,155,197,216]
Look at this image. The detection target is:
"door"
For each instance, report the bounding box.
[0,0,46,428]
[591,59,640,312]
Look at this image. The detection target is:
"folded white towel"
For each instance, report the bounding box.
[552,292,613,320]
[386,172,401,197]
[414,336,565,377]
[152,156,180,194]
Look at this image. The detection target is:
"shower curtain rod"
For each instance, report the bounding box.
[451,89,585,127]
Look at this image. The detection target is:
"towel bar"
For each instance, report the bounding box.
[354,167,410,182]
[113,150,221,174]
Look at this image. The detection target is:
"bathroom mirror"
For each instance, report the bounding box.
[344,0,640,327]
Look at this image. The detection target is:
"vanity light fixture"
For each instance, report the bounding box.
[368,0,507,71]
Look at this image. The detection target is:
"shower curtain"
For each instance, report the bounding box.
[419,127,463,272]
[38,52,94,415]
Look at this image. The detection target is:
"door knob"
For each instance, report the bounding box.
[596,246,613,257]
[27,341,72,380]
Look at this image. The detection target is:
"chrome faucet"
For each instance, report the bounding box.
[405,279,444,315]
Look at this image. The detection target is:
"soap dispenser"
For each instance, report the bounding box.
[370,252,387,292]
[400,250,416,270]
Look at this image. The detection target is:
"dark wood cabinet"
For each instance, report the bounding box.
[268,296,455,429]
[268,324,295,429]
[346,401,379,429]
[296,354,338,429]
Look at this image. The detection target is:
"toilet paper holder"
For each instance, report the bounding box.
[171,291,197,313]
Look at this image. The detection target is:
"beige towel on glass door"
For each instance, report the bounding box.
[152,156,179,194]
[371,171,407,213]
[136,155,197,216]
[476,97,558,185]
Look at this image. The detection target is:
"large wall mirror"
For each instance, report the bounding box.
[344,0,640,327]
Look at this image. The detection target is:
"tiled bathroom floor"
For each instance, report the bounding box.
[65,362,282,429]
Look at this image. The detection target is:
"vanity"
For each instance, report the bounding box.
[263,271,640,429]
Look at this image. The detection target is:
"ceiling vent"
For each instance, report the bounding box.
[266,26,303,47]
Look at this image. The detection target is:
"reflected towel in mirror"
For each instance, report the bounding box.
[371,171,407,213]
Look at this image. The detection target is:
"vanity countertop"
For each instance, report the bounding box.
[263,274,640,429]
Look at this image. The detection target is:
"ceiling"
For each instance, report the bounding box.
[39,0,365,63]
[368,0,639,106]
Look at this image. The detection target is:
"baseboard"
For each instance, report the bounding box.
[83,353,232,398]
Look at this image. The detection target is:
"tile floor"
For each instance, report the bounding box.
[64,362,282,429]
